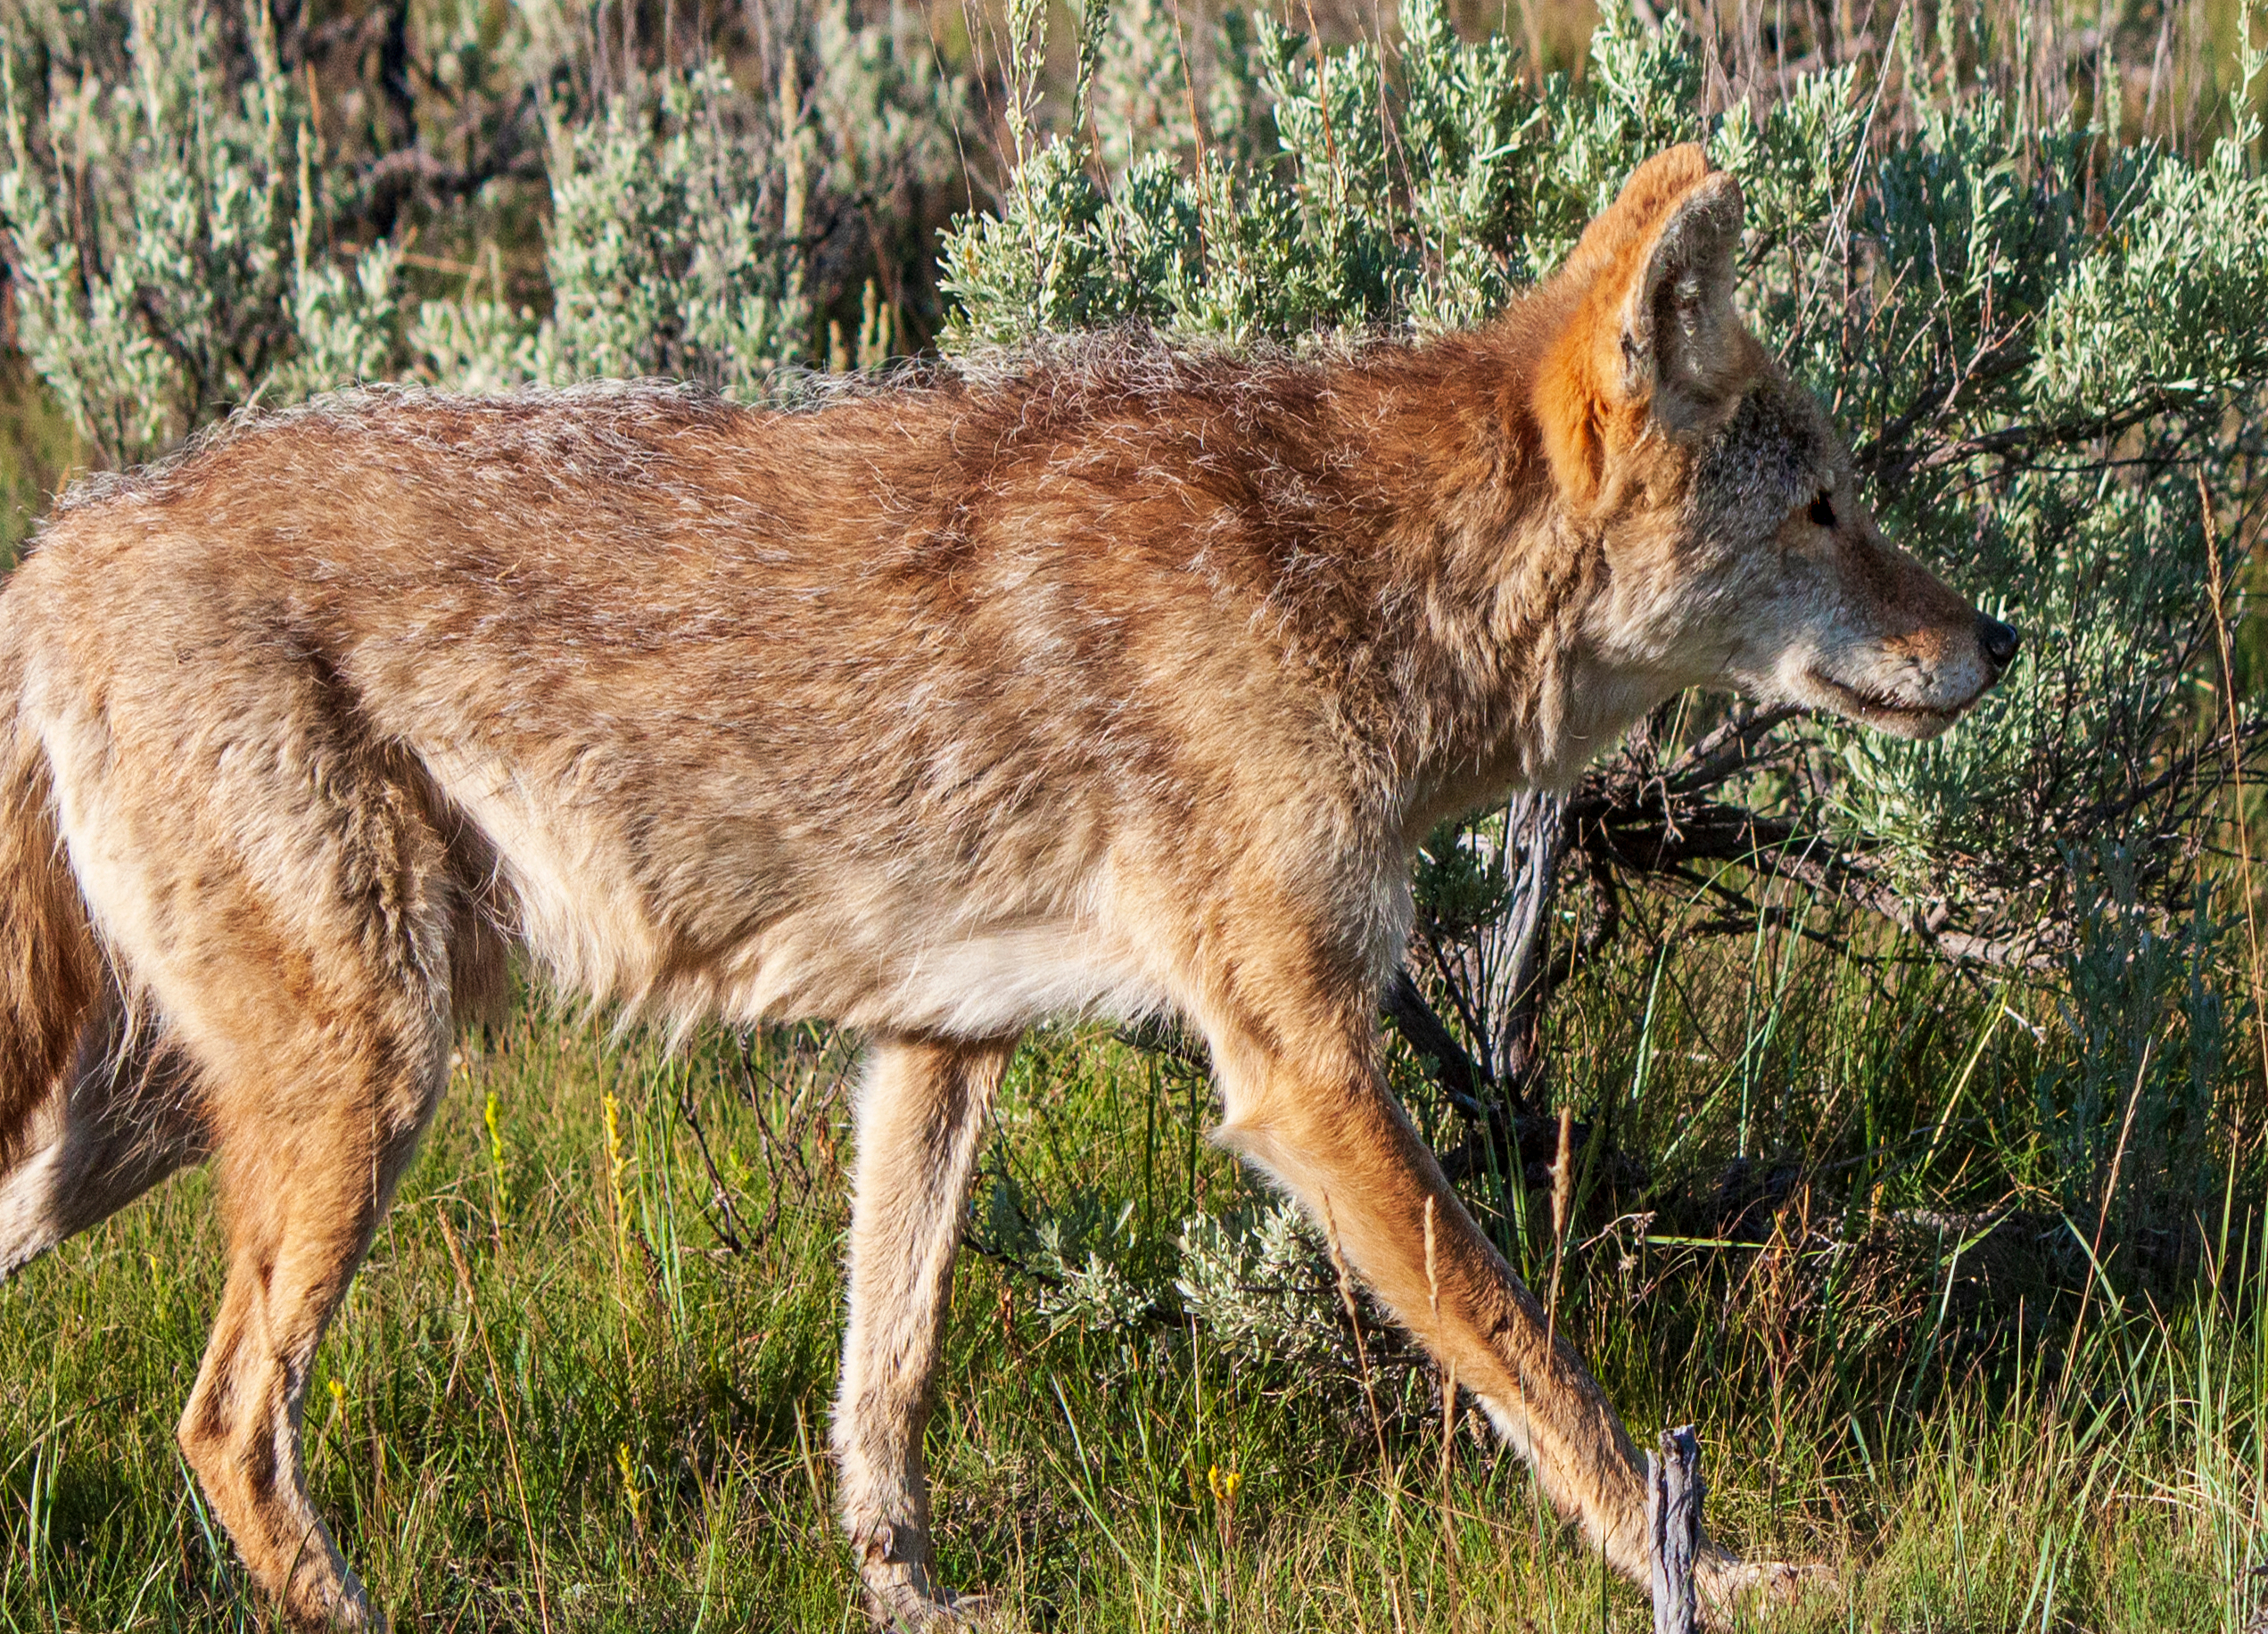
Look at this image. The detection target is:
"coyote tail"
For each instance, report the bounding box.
[0,651,97,1168]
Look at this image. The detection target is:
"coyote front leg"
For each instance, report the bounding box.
[1206,1010,1654,1565]
[833,1033,1018,1628]
[1200,974,1796,1624]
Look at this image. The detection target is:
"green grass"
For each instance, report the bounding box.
[2,935,2264,1631]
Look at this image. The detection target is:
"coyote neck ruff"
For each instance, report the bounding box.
[0,145,2012,1632]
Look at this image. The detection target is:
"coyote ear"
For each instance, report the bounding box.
[1555,144,1716,289]
[1615,170,1747,438]
[1534,151,1752,507]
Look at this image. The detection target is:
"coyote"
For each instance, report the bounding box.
[0,145,2013,1629]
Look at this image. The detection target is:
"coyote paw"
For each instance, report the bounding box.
[1696,1551,1841,1627]
[862,1581,994,1632]
[854,1519,994,1631]
[280,1566,385,1633]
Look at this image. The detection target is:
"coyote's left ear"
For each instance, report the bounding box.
[1616,170,1747,439]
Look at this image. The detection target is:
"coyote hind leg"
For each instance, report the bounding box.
[74,809,465,1629]
[833,1032,1017,1629]
[173,969,450,1634]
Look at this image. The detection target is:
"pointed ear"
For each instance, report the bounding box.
[1534,151,1752,505]
[1555,144,1716,290]
[1615,170,1747,438]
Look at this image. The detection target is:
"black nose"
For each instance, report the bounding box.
[1977,614,2021,673]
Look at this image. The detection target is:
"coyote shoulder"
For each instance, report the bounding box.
[0,144,2013,1630]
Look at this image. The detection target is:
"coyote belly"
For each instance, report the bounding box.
[0,144,2012,1630]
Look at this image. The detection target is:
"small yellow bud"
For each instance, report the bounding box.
[483,1089,511,1219]
[603,1091,632,1271]
[616,1441,645,1529]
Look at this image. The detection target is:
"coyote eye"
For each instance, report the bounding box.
[1808,490,1836,530]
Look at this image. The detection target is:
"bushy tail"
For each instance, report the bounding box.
[0,656,98,1169]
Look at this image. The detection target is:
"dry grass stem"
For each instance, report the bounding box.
[1322,1192,1391,1473]
[1546,1103,1573,1349]
[2200,472,2268,1135]
[438,1209,555,1634]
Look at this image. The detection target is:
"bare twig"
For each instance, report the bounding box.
[1385,969,1491,1119]
[673,1077,746,1255]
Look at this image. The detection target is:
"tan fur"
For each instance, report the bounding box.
[0,641,100,1171]
[0,147,2010,1629]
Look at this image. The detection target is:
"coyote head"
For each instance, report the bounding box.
[1533,146,2019,739]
